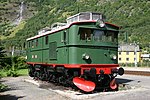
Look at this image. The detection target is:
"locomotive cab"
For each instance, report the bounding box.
[66,12,124,91]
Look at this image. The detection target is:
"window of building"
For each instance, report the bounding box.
[45,36,48,45]
[126,52,129,55]
[119,58,121,61]
[119,52,121,55]
[134,52,136,55]
[126,58,129,61]
[134,58,136,61]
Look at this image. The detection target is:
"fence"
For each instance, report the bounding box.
[119,62,150,67]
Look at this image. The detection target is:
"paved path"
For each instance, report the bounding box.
[0,74,150,100]
[124,67,150,72]
[0,76,69,100]
[90,75,150,100]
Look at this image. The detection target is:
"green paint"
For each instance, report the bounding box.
[26,22,119,65]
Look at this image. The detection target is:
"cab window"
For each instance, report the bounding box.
[93,30,117,42]
[93,30,104,41]
[79,28,92,41]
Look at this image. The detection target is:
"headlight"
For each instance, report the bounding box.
[99,20,105,27]
[113,55,117,60]
[96,19,105,27]
[110,54,117,60]
[82,53,90,60]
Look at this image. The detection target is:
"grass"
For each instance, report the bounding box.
[17,69,28,76]
[0,68,28,77]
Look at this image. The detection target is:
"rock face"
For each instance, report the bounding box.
[0,0,36,24]
[13,1,24,25]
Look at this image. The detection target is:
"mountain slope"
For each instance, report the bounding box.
[1,0,150,50]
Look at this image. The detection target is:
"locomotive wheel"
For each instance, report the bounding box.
[28,65,34,77]
[34,70,40,80]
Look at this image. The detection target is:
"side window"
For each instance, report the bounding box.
[31,40,34,48]
[45,35,48,45]
[28,41,30,48]
[36,39,38,47]
[79,28,91,41]
[61,30,66,43]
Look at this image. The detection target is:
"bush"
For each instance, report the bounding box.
[6,69,18,77]
[0,83,8,92]
[0,56,27,70]
[14,56,28,69]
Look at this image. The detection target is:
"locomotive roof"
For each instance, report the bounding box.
[26,20,96,41]
[26,12,119,41]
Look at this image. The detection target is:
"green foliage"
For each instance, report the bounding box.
[13,56,28,69]
[6,69,18,77]
[0,83,8,92]
[0,0,150,51]
[0,56,27,77]
[0,57,12,69]
[0,56,27,70]
[0,44,6,57]
[119,62,150,67]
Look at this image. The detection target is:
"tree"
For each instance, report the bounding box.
[0,46,5,57]
[0,40,6,69]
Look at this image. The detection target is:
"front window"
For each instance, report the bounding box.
[93,30,117,42]
[93,30,104,41]
[79,28,118,43]
[79,28,92,41]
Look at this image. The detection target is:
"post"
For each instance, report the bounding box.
[134,43,137,67]
[11,46,15,70]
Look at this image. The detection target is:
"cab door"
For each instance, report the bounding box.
[57,30,69,64]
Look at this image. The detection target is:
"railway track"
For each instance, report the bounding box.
[125,70,150,76]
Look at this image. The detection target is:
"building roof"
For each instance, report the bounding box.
[118,44,140,52]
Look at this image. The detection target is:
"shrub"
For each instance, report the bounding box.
[6,69,18,77]
[14,56,28,69]
[0,83,8,92]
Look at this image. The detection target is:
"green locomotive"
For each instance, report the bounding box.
[26,12,124,92]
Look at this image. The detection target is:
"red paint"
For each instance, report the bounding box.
[105,22,120,28]
[110,78,117,90]
[73,77,95,92]
[27,62,119,75]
